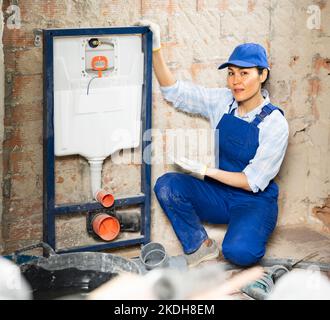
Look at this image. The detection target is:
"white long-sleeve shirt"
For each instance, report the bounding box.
[160,80,289,193]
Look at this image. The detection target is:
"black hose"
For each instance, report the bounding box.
[259,258,330,272]
[217,258,330,272]
[86,76,98,95]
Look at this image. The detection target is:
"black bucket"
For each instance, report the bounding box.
[15,242,141,300]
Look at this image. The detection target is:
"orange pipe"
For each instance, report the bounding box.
[92,213,120,241]
[95,189,115,208]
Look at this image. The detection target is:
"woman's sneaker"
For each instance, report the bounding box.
[185,239,220,268]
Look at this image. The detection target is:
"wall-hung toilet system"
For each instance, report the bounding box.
[43,27,152,253]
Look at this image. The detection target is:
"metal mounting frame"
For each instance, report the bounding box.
[43,27,152,253]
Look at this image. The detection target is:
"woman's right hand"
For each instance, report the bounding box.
[134,20,161,52]
[134,20,175,87]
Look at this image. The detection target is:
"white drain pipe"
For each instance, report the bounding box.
[88,158,105,199]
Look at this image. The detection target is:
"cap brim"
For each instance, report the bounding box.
[218,60,258,69]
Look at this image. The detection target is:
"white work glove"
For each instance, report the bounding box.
[134,19,161,51]
[173,157,207,180]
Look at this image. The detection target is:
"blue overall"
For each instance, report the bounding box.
[154,103,284,266]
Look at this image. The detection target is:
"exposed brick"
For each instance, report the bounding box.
[2,212,42,241]
[3,240,42,255]
[15,48,42,75]
[3,120,42,151]
[10,173,42,200]
[7,148,41,176]
[55,167,91,205]
[5,221,28,241]
[190,62,216,82]
[3,126,22,151]
[248,0,257,13]
[8,152,25,174]
[2,28,34,48]
[313,53,330,73]
[161,40,180,63]
[308,77,321,97]
[7,198,42,220]
[196,0,204,12]
[12,74,43,104]
[3,49,16,71]
[4,72,14,102]
[167,0,179,15]
[315,0,327,10]
[313,195,330,233]
[141,0,177,16]
[7,102,43,125]
[308,77,321,120]
[39,0,57,20]
[5,219,41,242]
[219,0,229,12]
[56,176,64,184]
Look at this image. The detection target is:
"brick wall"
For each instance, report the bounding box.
[1,0,329,255]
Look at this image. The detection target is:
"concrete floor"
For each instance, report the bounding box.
[116,223,330,299]
[264,224,330,264]
[115,223,330,264]
[208,224,330,299]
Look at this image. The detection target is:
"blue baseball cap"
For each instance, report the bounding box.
[218,43,270,70]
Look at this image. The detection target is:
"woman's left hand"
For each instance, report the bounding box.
[173,157,208,180]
